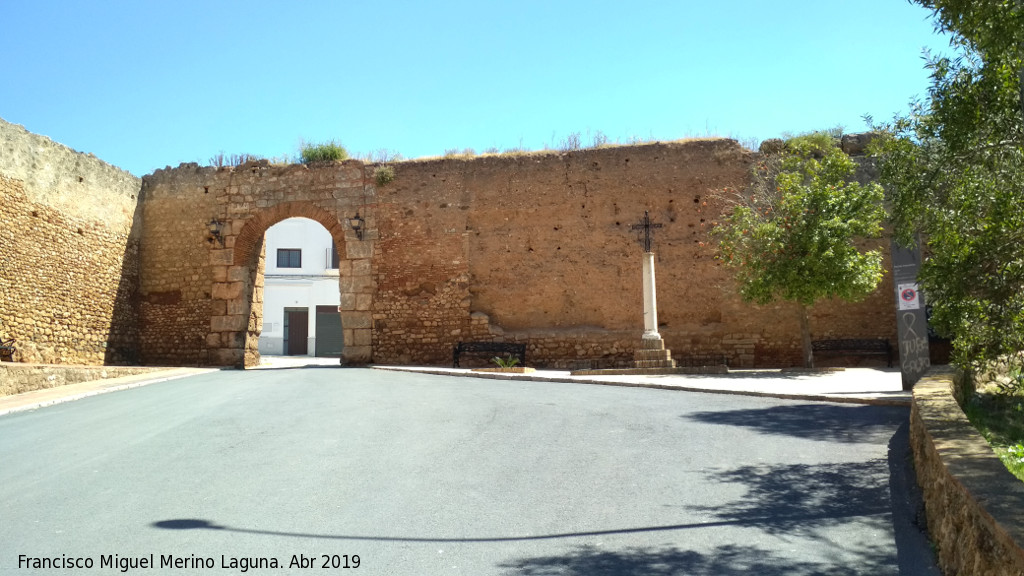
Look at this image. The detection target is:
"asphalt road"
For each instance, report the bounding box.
[0,368,938,575]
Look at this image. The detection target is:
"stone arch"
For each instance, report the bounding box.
[233,202,347,269]
[207,201,372,368]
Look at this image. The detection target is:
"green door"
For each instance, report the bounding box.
[315,305,343,357]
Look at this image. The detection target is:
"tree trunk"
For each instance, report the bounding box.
[799,303,814,369]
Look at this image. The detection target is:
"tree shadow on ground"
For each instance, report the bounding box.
[688,459,893,536]
[500,543,896,576]
[500,460,899,575]
[684,403,908,443]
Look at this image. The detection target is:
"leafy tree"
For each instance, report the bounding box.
[871,0,1024,376]
[716,133,886,367]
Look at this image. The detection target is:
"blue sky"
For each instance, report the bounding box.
[2,1,950,176]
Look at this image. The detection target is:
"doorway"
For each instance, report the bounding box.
[283,307,309,356]
[315,305,344,357]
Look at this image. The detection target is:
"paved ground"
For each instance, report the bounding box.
[0,358,909,417]
[377,365,912,406]
[0,365,936,575]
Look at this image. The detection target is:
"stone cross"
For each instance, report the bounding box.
[628,211,664,341]
[630,211,663,253]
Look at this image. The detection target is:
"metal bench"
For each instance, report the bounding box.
[811,339,892,367]
[0,337,16,362]
[453,341,526,368]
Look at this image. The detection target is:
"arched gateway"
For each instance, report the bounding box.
[187,162,375,368]
[208,202,367,367]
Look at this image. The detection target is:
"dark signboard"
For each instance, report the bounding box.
[891,238,929,389]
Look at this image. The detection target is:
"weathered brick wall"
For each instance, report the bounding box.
[372,140,897,368]
[0,119,141,365]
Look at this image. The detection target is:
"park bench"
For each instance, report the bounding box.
[811,338,892,367]
[0,337,16,362]
[453,341,526,368]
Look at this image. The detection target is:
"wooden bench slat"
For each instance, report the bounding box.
[811,339,892,367]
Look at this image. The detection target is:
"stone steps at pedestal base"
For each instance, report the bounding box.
[638,338,668,350]
[634,348,674,362]
[634,338,677,368]
[634,358,678,369]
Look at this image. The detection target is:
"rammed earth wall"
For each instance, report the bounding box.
[136,139,897,368]
[0,119,141,365]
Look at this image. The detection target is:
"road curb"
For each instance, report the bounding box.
[371,366,912,407]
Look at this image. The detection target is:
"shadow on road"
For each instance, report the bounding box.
[684,403,908,443]
[688,459,892,535]
[499,543,897,576]
[149,516,866,544]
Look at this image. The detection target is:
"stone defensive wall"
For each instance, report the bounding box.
[0,118,142,365]
[0,363,165,398]
[910,369,1024,575]
[138,138,897,368]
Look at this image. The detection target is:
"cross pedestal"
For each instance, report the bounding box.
[633,251,676,369]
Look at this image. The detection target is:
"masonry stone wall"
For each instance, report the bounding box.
[372,140,897,368]
[0,363,164,397]
[0,118,141,365]
[910,369,1024,575]
[2,119,898,370]
[133,139,897,368]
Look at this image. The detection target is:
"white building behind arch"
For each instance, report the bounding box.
[259,217,343,357]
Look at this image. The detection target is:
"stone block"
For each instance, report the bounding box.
[211,348,244,367]
[205,333,222,348]
[210,249,234,266]
[346,240,373,259]
[209,300,227,316]
[350,275,374,294]
[355,293,373,311]
[211,282,244,300]
[352,258,372,276]
[339,293,356,311]
[353,328,372,346]
[227,299,250,316]
[343,346,372,364]
[226,331,247,349]
[228,266,251,282]
[340,311,371,329]
[211,266,228,282]
[210,314,247,332]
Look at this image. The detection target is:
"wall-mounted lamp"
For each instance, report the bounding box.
[349,212,365,241]
[208,218,225,245]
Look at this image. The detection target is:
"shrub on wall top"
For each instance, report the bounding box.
[299,140,349,164]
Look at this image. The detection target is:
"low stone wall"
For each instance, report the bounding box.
[910,368,1024,575]
[0,363,166,397]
